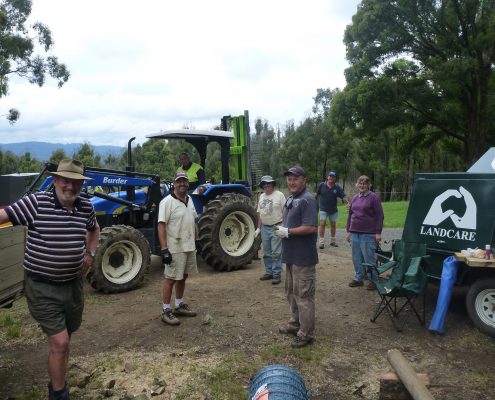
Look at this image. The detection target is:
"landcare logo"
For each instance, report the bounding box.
[420,186,477,242]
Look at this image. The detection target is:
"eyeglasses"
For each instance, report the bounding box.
[285,196,294,209]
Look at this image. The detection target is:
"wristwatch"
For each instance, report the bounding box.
[86,250,96,257]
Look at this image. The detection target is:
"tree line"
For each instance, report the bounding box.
[2,1,495,200]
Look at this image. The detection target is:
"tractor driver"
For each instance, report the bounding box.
[177,152,206,190]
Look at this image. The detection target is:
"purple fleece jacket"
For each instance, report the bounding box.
[346,191,384,234]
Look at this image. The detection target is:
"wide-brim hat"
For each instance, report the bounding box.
[259,175,276,187]
[49,159,91,180]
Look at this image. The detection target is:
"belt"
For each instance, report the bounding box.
[26,272,77,286]
[263,222,282,227]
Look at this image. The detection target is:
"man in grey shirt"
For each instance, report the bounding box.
[274,165,318,348]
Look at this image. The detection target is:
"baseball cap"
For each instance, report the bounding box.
[284,166,306,177]
[174,172,189,182]
[328,171,337,177]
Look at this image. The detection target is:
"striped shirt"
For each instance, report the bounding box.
[5,190,97,282]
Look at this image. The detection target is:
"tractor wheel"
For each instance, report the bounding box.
[466,278,495,337]
[198,193,260,271]
[87,225,151,293]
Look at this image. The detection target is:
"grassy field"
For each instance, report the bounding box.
[335,200,409,229]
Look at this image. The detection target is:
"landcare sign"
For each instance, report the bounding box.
[403,172,495,252]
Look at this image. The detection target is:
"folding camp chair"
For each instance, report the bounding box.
[364,240,429,332]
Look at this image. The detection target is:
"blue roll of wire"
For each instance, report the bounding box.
[248,364,309,400]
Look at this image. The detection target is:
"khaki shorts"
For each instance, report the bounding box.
[164,251,198,280]
[24,275,84,336]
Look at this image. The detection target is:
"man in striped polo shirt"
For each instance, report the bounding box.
[0,159,100,400]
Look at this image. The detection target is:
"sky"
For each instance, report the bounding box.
[1,0,361,147]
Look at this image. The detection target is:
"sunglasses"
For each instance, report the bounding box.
[285,196,294,209]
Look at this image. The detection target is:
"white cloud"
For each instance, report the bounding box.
[0,0,361,146]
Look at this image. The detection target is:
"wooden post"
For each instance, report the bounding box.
[387,349,434,400]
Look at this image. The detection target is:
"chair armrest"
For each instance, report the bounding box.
[377,260,398,274]
[405,256,427,277]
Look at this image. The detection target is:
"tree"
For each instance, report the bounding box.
[342,0,495,165]
[0,0,69,123]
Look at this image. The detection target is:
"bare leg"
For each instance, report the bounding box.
[174,275,188,300]
[48,330,70,391]
[162,278,175,304]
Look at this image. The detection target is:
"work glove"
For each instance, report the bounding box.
[255,228,260,238]
[273,226,289,238]
[161,248,173,265]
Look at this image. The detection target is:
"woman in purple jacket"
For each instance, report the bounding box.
[345,175,384,290]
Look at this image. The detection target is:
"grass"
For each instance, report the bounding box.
[335,200,409,229]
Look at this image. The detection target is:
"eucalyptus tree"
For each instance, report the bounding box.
[0,0,69,123]
[341,0,495,166]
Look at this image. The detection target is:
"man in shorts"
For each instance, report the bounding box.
[316,171,348,248]
[0,159,100,400]
[158,172,198,325]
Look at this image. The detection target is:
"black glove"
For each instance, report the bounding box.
[195,239,202,252]
[161,248,172,265]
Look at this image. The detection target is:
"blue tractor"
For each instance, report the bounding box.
[31,111,260,293]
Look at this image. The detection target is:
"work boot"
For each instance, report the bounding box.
[173,303,197,317]
[348,280,364,287]
[366,282,377,290]
[279,324,299,335]
[330,241,338,247]
[260,273,273,281]
[49,382,70,400]
[318,239,325,249]
[291,335,314,349]
[161,309,180,325]
[272,276,281,285]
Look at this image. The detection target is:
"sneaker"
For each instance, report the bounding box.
[260,273,273,281]
[318,239,325,249]
[348,280,364,287]
[291,335,314,349]
[366,282,377,290]
[272,276,281,285]
[330,241,338,247]
[161,309,180,325]
[173,303,197,317]
[279,324,299,335]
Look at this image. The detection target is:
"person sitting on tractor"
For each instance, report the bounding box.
[177,152,206,190]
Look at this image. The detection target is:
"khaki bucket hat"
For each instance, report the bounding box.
[49,159,91,180]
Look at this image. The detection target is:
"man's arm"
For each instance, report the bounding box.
[0,209,10,225]
[85,222,100,254]
[197,168,206,184]
[289,225,318,236]
[158,221,168,249]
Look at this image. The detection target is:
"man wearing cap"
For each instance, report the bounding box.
[0,159,100,400]
[177,152,206,190]
[256,175,286,285]
[274,166,318,348]
[158,171,199,325]
[316,171,349,248]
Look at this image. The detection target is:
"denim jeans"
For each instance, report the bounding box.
[261,224,282,277]
[351,233,378,282]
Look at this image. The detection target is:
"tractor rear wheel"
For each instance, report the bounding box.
[87,225,151,293]
[198,193,260,271]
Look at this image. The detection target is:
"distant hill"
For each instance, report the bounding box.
[0,142,126,161]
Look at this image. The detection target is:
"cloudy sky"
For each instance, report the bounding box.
[1,0,361,146]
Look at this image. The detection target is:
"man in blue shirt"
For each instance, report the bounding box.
[274,166,318,348]
[316,171,348,248]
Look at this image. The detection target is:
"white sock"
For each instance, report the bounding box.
[331,237,336,242]
[163,304,171,312]
[319,237,324,243]
[175,298,183,307]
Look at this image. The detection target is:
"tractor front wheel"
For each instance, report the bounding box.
[87,225,151,293]
[198,193,260,271]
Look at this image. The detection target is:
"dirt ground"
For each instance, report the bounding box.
[1,230,495,399]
